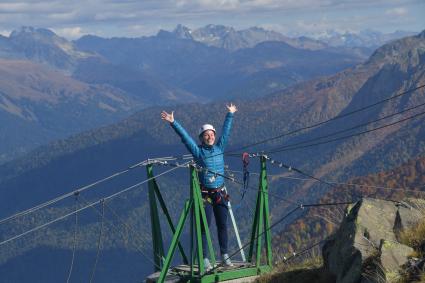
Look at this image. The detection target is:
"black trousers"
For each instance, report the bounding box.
[201,201,228,258]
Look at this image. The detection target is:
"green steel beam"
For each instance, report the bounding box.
[256,179,264,267]
[248,186,261,262]
[192,167,205,275]
[153,178,189,264]
[248,156,273,269]
[158,199,192,283]
[191,166,217,277]
[147,165,188,265]
[261,157,273,266]
[147,164,165,271]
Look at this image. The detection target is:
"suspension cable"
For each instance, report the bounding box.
[267,109,425,154]
[226,169,425,195]
[267,101,425,153]
[0,159,150,226]
[224,84,425,155]
[0,162,189,247]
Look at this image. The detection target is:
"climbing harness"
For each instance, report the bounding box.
[201,185,229,206]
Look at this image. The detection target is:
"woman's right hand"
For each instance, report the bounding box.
[161,111,174,123]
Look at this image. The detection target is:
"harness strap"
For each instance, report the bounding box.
[242,152,250,199]
[200,184,229,206]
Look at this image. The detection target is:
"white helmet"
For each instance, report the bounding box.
[198,124,216,136]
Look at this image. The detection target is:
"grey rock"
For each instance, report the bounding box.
[379,240,413,282]
[323,198,421,283]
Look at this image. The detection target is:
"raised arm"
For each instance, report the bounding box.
[217,103,237,149]
[161,110,200,158]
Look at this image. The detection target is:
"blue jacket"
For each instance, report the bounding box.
[171,112,234,189]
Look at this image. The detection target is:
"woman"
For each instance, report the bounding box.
[161,103,237,270]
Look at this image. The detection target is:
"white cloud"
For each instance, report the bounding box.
[385,7,408,17]
[0,0,422,38]
[176,0,240,10]
[0,2,32,12]
[94,12,138,21]
[47,11,78,21]
[0,1,65,13]
[53,27,86,39]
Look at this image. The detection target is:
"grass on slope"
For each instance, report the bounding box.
[398,218,425,282]
[255,257,335,283]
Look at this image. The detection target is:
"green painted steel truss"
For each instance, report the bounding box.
[148,156,272,282]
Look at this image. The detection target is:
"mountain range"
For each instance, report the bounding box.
[315,29,417,48]
[170,25,415,51]
[0,25,375,164]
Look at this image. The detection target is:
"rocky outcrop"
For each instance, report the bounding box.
[322,198,424,283]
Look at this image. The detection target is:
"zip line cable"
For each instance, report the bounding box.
[264,156,340,190]
[0,159,149,226]
[0,198,102,247]
[0,162,189,248]
[266,101,425,153]
[265,156,414,205]
[223,84,425,156]
[0,156,193,227]
[267,108,425,154]
[103,161,190,202]
[226,169,425,195]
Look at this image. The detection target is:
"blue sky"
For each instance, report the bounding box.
[0,0,424,39]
